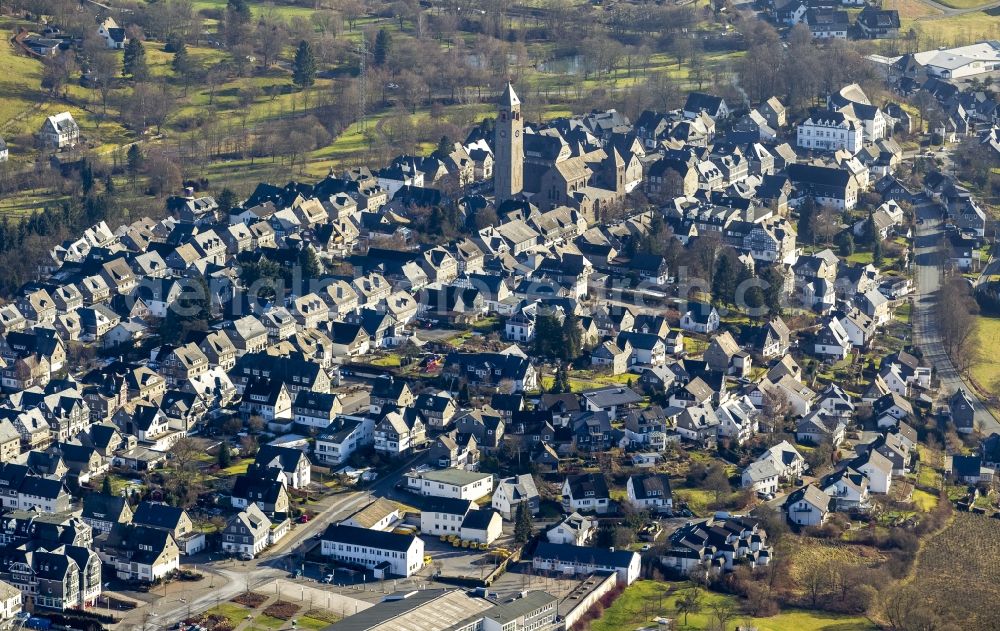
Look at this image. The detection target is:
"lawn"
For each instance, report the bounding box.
[297,616,338,630]
[969,315,1000,400]
[845,250,873,265]
[673,487,715,516]
[895,302,911,325]
[251,614,288,629]
[221,458,253,476]
[912,488,938,511]
[371,353,402,367]
[591,581,877,631]
[205,602,250,628]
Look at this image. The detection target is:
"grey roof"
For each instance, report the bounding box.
[581,386,643,408]
[533,541,638,568]
[321,524,417,552]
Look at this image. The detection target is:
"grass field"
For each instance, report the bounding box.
[910,10,1000,44]
[909,512,1000,629]
[969,315,1000,398]
[591,580,877,631]
[885,0,943,20]
[931,0,996,9]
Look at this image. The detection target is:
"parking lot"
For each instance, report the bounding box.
[422,531,516,582]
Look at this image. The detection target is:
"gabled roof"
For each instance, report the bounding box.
[533,541,638,568]
[132,501,186,531]
[784,484,831,512]
[629,473,672,500]
[564,472,610,499]
[321,524,417,552]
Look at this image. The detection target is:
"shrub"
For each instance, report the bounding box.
[263,601,299,620]
[232,592,267,608]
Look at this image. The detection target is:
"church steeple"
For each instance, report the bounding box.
[500,81,520,108]
[495,82,523,203]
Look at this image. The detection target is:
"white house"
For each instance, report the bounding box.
[39,112,80,149]
[492,474,540,520]
[254,445,311,489]
[797,110,862,153]
[561,473,611,514]
[314,417,374,466]
[460,508,503,544]
[0,580,21,624]
[851,450,893,494]
[679,303,719,334]
[741,460,780,495]
[755,440,807,479]
[626,473,673,511]
[405,469,494,502]
[420,497,476,537]
[320,525,424,578]
[546,512,595,546]
[97,17,126,49]
[819,467,869,511]
[784,484,830,527]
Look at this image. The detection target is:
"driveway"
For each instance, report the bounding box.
[912,199,1000,434]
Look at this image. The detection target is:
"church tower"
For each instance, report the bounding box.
[494,82,523,203]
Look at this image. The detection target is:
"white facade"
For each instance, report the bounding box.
[320,528,425,577]
[406,470,494,501]
[625,477,673,510]
[420,506,470,537]
[797,115,862,153]
[314,417,375,466]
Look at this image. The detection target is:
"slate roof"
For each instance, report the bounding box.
[321,524,417,552]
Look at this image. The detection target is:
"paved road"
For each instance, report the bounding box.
[133,453,427,630]
[912,200,1000,435]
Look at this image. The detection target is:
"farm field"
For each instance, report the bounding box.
[591,580,877,631]
[908,512,1000,628]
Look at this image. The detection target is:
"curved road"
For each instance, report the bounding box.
[912,199,999,435]
[120,453,427,630]
[905,0,1000,18]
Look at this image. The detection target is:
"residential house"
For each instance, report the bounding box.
[546,512,595,546]
[406,469,493,502]
[221,504,277,558]
[561,473,611,514]
[492,474,540,520]
[626,473,673,512]
[784,484,831,527]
